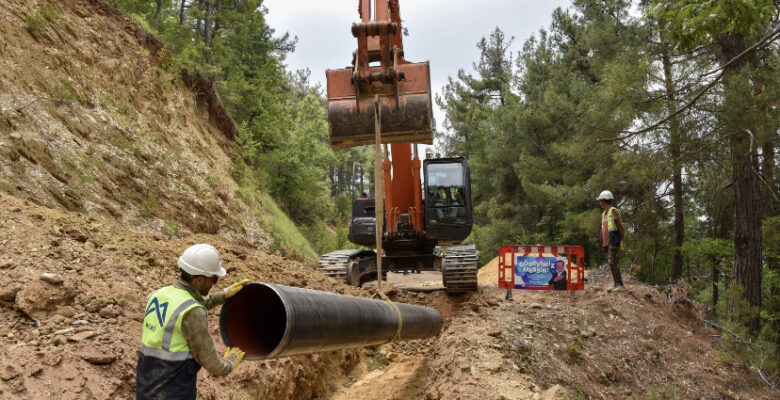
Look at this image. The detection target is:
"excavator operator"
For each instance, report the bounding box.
[136,243,250,400]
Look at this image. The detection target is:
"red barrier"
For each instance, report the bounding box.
[498,245,585,291]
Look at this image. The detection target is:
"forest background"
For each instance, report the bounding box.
[104,0,778,381]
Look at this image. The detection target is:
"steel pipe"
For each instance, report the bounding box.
[219,283,443,360]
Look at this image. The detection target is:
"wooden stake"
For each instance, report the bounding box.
[373,95,384,293]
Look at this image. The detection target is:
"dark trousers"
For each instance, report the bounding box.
[604,245,623,287]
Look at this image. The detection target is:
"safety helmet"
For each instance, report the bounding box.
[597,190,614,201]
[177,244,226,277]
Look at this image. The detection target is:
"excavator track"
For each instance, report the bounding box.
[318,250,362,283]
[442,245,479,293]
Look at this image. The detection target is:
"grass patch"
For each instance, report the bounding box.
[52,77,79,105]
[367,357,389,371]
[139,193,159,218]
[25,11,48,37]
[57,150,103,187]
[116,101,133,115]
[41,3,59,21]
[162,220,181,239]
[98,91,114,108]
[233,163,318,263]
[505,339,532,372]
[630,382,686,400]
[567,339,585,365]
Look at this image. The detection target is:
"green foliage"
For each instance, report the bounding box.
[116,101,133,115]
[630,381,686,400]
[233,165,318,263]
[566,339,585,365]
[58,150,104,188]
[711,283,779,382]
[25,11,48,37]
[367,355,389,371]
[52,77,80,105]
[41,3,59,21]
[649,0,777,49]
[161,220,181,239]
[139,193,159,218]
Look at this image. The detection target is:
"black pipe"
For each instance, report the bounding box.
[219,283,442,360]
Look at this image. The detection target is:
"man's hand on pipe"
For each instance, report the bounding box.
[224,279,251,299]
[223,346,245,369]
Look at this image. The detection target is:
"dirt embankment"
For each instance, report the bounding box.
[0,0,266,247]
[0,0,369,398]
[0,192,368,399]
[420,261,776,399]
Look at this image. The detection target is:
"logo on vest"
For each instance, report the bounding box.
[145,298,169,327]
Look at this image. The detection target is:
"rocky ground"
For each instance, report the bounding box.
[327,262,778,400]
[1,0,777,399]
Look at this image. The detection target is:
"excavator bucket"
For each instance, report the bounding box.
[326,62,433,150]
[326,0,434,150]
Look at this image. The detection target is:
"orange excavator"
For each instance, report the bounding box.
[318,0,478,293]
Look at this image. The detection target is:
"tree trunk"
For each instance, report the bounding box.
[180,0,187,24]
[203,1,214,61]
[359,165,364,196]
[195,0,204,36]
[711,255,719,317]
[718,32,762,332]
[154,0,163,31]
[662,49,685,282]
[762,122,778,342]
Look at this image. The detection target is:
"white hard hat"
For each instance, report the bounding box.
[597,190,614,201]
[177,244,226,277]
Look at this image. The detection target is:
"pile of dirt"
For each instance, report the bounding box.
[0,0,266,247]
[477,256,499,286]
[0,192,366,399]
[422,263,777,399]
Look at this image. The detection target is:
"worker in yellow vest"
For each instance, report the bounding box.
[136,243,250,400]
[598,191,624,292]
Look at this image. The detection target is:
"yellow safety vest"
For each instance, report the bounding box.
[602,207,618,232]
[140,286,205,361]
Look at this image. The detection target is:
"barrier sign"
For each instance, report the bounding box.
[498,245,585,291]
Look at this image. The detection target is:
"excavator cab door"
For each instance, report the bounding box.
[423,157,473,244]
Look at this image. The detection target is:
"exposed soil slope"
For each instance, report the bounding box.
[0,0,266,246]
[0,192,364,399]
[422,260,777,399]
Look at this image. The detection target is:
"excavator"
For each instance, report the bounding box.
[317,0,478,293]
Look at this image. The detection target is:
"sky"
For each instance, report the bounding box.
[261,0,572,134]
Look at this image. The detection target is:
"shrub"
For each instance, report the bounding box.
[567,339,585,365]
[41,3,59,21]
[139,193,159,217]
[52,77,79,104]
[25,12,48,37]
[116,101,133,115]
[162,220,181,239]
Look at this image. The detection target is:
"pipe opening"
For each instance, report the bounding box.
[220,283,287,359]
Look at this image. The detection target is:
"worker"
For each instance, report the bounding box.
[598,191,624,292]
[136,243,250,400]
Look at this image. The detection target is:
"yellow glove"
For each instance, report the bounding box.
[223,346,245,369]
[620,241,625,251]
[224,278,251,299]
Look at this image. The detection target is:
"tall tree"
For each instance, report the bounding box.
[651,0,778,331]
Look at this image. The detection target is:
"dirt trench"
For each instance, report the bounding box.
[320,262,778,400]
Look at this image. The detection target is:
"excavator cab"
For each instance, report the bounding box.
[325,0,433,149]
[423,157,473,244]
